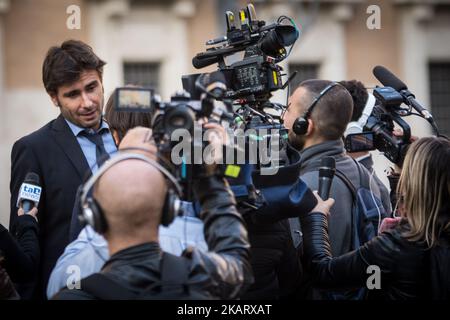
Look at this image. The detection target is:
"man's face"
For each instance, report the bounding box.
[51,70,104,129]
[282,87,310,150]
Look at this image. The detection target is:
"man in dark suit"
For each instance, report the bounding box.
[9,40,116,299]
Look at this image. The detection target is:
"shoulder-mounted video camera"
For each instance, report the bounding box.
[344,66,442,166]
[186,3,299,105]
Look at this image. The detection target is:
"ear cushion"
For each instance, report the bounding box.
[83,197,108,234]
[293,117,308,135]
[160,189,181,227]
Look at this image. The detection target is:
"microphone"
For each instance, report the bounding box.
[192,55,220,69]
[373,65,435,124]
[16,172,41,213]
[318,157,336,200]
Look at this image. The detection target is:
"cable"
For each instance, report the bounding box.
[368,168,383,232]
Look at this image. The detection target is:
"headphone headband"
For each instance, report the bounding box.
[80,152,183,207]
[303,82,339,119]
[292,82,340,136]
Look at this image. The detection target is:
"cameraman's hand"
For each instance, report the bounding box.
[18,206,38,221]
[392,128,418,173]
[311,191,335,217]
[119,127,158,158]
[203,122,229,175]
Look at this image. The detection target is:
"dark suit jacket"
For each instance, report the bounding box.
[9,114,91,299]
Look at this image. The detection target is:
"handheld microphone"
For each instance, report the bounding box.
[373,65,435,124]
[318,157,336,200]
[16,172,41,213]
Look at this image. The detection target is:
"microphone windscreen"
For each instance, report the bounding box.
[373,65,407,91]
[24,172,40,186]
[192,55,220,69]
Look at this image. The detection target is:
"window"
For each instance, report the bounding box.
[123,62,160,92]
[429,62,450,136]
[288,63,319,92]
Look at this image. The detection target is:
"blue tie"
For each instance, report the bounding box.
[80,128,110,168]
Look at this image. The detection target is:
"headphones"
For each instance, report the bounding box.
[79,152,183,234]
[292,82,340,135]
[344,92,376,137]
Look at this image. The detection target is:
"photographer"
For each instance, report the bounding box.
[302,137,450,299]
[0,207,39,299]
[52,127,253,299]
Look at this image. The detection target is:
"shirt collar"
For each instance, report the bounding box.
[65,117,110,137]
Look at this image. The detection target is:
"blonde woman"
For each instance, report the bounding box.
[303,137,450,299]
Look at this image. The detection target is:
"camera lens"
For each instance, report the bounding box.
[260,25,298,57]
[164,105,195,136]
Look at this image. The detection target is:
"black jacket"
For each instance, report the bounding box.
[241,218,302,299]
[53,176,253,300]
[300,212,443,300]
[0,215,39,283]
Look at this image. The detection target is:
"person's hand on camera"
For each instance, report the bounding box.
[18,206,38,221]
[311,191,335,217]
[118,127,158,158]
[202,122,229,175]
[391,128,418,173]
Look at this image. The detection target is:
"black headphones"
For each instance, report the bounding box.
[292,82,340,135]
[79,152,183,234]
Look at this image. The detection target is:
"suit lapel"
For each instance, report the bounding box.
[50,114,91,179]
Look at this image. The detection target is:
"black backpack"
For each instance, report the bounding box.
[80,252,211,300]
[334,159,388,250]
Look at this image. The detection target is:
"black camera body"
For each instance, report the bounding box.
[344,86,411,165]
[190,3,298,105]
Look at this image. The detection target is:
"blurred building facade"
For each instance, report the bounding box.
[1,0,449,226]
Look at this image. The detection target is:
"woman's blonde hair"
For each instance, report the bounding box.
[398,137,450,247]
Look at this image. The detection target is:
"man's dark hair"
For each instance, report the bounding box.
[339,80,368,122]
[42,40,106,95]
[298,79,353,140]
[104,89,152,142]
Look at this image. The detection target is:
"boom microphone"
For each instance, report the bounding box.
[373,65,435,125]
[17,172,41,214]
[192,55,221,69]
[318,157,335,200]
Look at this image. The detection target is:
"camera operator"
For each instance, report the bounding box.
[52,127,253,299]
[339,80,391,212]
[301,136,450,299]
[0,207,39,299]
[283,79,390,299]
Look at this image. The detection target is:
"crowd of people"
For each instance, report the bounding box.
[0,39,449,300]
